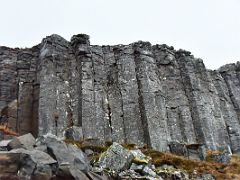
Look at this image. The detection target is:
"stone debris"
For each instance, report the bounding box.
[0,134,224,179]
[97,142,134,171]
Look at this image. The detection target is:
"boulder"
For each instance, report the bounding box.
[207,150,231,164]
[97,142,134,172]
[36,134,90,172]
[56,164,89,180]
[6,137,22,150]
[130,149,151,164]
[10,148,57,165]
[168,141,188,157]
[142,166,157,177]
[0,151,53,179]
[7,133,36,150]
[17,133,36,150]
[130,163,145,173]
[169,141,206,160]
[64,126,83,141]
[0,139,11,151]
[31,164,53,180]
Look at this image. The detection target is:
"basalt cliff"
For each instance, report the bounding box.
[1,34,240,155]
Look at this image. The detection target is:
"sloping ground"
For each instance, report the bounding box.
[65,138,240,180]
[0,128,240,179]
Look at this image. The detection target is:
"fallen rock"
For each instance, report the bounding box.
[130,149,151,164]
[157,169,189,180]
[64,126,83,141]
[10,148,57,165]
[56,164,89,180]
[0,151,46,179]
[7,133,36,150]
[142,166,157,177]
[0,139,11,151]
[31,164,53,180]
[169,141,206,160]
[97,142,134,172]
[207,150,231,164]
[130,163,145,173]
[169,141,188,157]
[6,137,22,150]
[17,133,36,150]
[36,134,90,172]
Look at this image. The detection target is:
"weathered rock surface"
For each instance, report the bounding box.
[0,33,240,156]
[97,142,134,171]
[36,134,90,172]
[64,126,83,141]
[0,134,113,180]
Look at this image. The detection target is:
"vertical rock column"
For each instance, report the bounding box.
[153,45,197,144]
[210,70,240,153]
[38,35,74,136]
[90,45,110,141]
[16,49,39,136]
[113,45,145,144]
[178,52,230,150]
[71,34,103,139]
[102,46,125,142]
[133,42,169,151]
[0,47,18,136]
[219,63,240,122]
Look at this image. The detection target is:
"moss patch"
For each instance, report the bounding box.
[64,139,240,179]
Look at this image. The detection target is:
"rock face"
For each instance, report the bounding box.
[0,34,240,155]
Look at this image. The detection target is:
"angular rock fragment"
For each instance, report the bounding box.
[7,133,36,150]
[36,134,90,172]
[97,142,134,171]
[0,139,11,151]
[64,126,83,141]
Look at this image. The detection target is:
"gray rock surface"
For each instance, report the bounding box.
[10,148,57,165]
[169,141,206,160]
[0,139,11,151]
[1,33,240,156]
[36,134,90,172]
[207,150,231,164]
[64,126,83,141]
[97,142,134,171]
[6,133,36,150]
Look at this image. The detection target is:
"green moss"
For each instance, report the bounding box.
[64,139,240,179]
[132,157,149,165]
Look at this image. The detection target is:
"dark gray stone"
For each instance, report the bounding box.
[7,137,22,150]
[0,139,11,151]
[32,164,53,180]
[64,126,83,141]
[7,133,36,150]
[36,134,90,172]
[97,142,134,171]
[208,151,231,164]
[16,133,36,150]
[56,164,89,180]
[10,148,57,165]
[142,166,157,177]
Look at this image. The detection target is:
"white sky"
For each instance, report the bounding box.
[0,0,239,69]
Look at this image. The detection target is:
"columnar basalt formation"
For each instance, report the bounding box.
[0,34,240,154]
